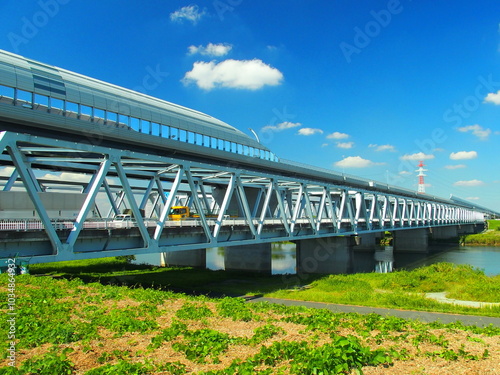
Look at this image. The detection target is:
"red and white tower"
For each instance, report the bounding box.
[416,161,427,194]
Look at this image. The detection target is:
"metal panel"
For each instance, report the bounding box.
[0,62,17,87]
[65,83,81,103]
[78,86,95,107]
[14,67,34,91]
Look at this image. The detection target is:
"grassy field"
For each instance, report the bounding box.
[1,271,499,374]
[27,257,500,317]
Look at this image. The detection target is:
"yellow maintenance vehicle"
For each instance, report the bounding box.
[168,206,200,220]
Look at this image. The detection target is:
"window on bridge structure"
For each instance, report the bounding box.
[237,144,243,155]
[0,85,14,101]
[34,93,49,110]
[210,137,217,149]
[118,114,129,128]
[81,105,93,121]
[178,129,187,142]
[65,101,79,118]
[203,135,210,147]
[151,122,160,136]
[106,111,117,125]
[141,120,150,134]
[130,117,140,132]
[195,133,203,146]
[49,97,64,111]
[93,108,105,124]
[16,89,33,107]
[243,145,249,156]
[161,124,170,138]
[170,127,178,140]
[187,131,195,144]
[217,138,224,150]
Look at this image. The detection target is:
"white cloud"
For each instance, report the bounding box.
[262,121,301,132]
[449,151,477,160]
[183,59,283,90]
[188,43,232,57]
[326,132,349,140]
[334,156,384,168]
[453,179,484,187]
[465,197,480,200]
[369,144,396,152]
[336,142,354,149]
[170,5,206,24]
[445,164,466,170]
[484,90,500,105]
[457,124,491,140]
[400,152,434,161]
[298,128,323,136]
[399,171,412,176]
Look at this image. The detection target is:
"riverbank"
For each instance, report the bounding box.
[29,258,500,318]
[461,220,500,246]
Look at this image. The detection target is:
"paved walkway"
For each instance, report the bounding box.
[246,297,500,328]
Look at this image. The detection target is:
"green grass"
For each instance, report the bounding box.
[487,220,500,231]
[268,263,500,316]
[27,257,500,317]
[461,220,500,245]
[0,272,498,374]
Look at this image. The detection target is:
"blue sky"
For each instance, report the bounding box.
[1,0,499,210]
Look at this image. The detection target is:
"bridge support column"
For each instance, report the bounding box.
[355,233,382,250]
[430,226,458,243]
[459,223,483,234]
[161,249,206,268]
[393,228,428,252]
[224,243,272,274]
[296,236,355,274]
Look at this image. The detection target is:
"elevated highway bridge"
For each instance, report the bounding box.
[0,49,497,273]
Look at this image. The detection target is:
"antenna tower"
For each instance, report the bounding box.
[416,161,427,194]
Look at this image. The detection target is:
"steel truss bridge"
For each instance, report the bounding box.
[0,130,491,264]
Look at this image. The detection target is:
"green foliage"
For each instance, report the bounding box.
[175,302,214,320]
[20,347,75,375]
[217,297,256,321]
[247,324,285,345]
[172,328,236,364]
[148,321,187,349]
[84,360,156,375]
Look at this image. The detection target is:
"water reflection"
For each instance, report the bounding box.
[137,243,500,276]
[374,247,394,273]
[206,243,296,275]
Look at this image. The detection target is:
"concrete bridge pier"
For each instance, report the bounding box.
[430,225,459,243]
[459,223,484,234]
[161,249,207,268]
[296,236,356,274]
[393,228,429,252]
[354,233,382,250]
[224,243,272,274]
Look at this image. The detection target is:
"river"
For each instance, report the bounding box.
[205,244,500,276]
[134,243,500,277]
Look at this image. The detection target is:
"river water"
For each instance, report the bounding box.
[205,244,500,276]
[134,243,500,276]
